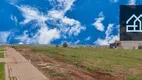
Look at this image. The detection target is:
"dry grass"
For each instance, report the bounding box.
[14,45,142,80]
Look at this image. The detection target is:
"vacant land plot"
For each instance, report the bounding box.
[0,63,5,80]
[13,46,142,80]
[0,47,4,58]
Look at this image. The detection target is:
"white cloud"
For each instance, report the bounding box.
[108,35,119,43]
[62,17,77,26]
[15,5,59,44]
[110,0,119,3]
[8,0,19,4]
[18,42,24,45]
[69,22,86,36]
[47,0,86,36]
[95,24,119,46]
[38,27,60,44]
[15,31,33,44]
[93,12,105,32]
[95,38,109,46]
[15,21,60,44]
[16,5,47,25]
[128,0,136,5]
[0,32,10,44]
[85,37,91,41]
[14,0,85,44]
[47,0,75,19]
[56,0,75,12]
[48,10,63,19]
[60,16,86,36]
[105,24,114,39]
[74,40,80,44]
[11,15,18,24]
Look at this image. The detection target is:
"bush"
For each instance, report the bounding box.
[63,42,68,48]
[56,45,59,47]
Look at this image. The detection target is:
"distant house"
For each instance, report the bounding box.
[109,40,122,49]
[110,40,142,49]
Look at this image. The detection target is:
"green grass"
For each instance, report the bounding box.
[127,74,142,80]
[14,46,142,80]
[83,66,101,71]
[0,46,4,51]
[0,52,4,58]
[0,46,4,58]
[0,63,5,80]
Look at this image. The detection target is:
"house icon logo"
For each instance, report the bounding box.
[120,5,142,41]
[126,14,142,32]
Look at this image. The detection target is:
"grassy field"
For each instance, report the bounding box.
[14,46,142,80]
[0,63,5,80]
[0,46,4,58]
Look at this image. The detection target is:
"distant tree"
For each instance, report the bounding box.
[63,42,68,48]
[56,45,59,47]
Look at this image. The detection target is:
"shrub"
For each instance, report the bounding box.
[63,42,68,48]
[56,45,59,48]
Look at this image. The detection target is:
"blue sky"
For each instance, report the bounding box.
[0,0,139,45]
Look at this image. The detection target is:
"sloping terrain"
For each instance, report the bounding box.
[13,46,142,80]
